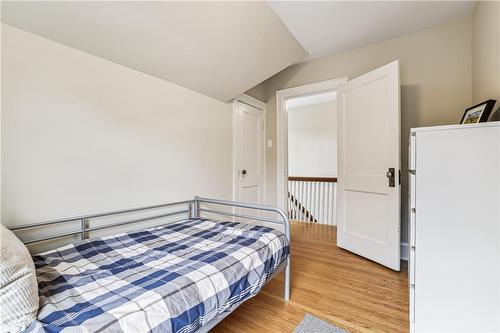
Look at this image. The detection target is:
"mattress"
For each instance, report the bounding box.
[26,218,289,333]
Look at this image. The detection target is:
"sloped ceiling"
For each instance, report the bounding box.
[269,1,475,62]
[1,1,307,102]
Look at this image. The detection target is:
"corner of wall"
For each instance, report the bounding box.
[471,1,500,104]
[244,80,268,103]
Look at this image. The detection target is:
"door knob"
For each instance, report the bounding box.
[386,168,395,187]
[241,169,247,175]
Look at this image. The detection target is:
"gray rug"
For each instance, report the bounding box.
[293,314,349,333]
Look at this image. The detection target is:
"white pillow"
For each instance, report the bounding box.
[0,223,39,333]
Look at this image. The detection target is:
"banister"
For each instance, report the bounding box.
[288,176,337,183]
[288,176,337,225]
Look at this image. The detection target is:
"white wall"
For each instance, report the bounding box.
[471,1,500,109]
[1,24,233,226]
[288,100,337,177]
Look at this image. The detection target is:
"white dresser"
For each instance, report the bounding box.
[409,122,500,333]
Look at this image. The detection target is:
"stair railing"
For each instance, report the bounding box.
[288,176,337,225]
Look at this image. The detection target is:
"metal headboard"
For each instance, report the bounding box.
[9,196,290,246]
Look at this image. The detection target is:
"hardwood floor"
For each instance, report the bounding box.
[212,221,408,333]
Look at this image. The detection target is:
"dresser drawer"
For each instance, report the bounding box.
[409,284,415,323]
[409,247,416,285]
[410,209,416,247]
[409,134,416,171]
[409,173,416,209]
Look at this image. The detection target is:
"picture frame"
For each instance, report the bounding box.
[460,99,496,124]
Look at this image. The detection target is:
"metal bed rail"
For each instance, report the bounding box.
[9,196,291,300]
[10,200,194,244]
[195,197,289,237]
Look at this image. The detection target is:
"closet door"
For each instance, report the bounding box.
[236,101,265,212]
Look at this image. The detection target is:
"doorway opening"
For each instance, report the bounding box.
[276,77,347,225]
[286,91,338,225]
[276,61,401,271]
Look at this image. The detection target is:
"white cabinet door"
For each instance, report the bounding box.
[337,60,401,271]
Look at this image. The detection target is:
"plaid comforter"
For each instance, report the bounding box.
[26,218,289,333]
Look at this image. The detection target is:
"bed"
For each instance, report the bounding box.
[10,197,291,333]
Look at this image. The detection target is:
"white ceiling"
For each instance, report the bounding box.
[1,1,307,102]
[268,1,476,62]
[1,1,477,101]
[287,91,337,109]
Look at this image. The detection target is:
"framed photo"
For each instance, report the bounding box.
[460,100,496,124]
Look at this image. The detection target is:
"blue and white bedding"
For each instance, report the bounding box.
[26,218,289,333]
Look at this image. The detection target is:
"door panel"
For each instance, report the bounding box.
[337,60,400,271]
[237,102,265,211]
[241,110,261,175]
[344,78,389,176]
[344,190,388,242]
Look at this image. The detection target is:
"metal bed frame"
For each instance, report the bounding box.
[9,196,291,332]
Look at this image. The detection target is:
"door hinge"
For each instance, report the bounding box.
[399,169,402,185]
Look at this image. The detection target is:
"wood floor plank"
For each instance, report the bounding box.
[211,221,408,333]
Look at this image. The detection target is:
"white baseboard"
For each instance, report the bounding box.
[400,242,409,261]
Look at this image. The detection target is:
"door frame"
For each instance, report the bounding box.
[275,77,348,212]
[232,94,267,203]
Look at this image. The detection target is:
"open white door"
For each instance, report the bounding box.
[337,60,401,271]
